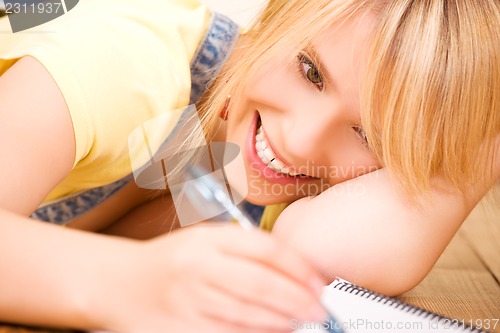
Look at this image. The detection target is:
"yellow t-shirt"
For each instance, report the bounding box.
[0,0,211,202]
[260,203,289,232]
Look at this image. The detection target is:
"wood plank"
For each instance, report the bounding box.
[460,187,500,283]
[400,187,500,333]
[400,269,500,332]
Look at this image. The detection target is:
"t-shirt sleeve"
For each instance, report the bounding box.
[0,0,210,169]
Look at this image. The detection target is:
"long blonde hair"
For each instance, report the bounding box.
[197,0,499,197]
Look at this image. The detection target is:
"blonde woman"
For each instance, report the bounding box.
[0,0,498,332]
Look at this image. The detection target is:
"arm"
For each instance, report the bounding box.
[0,56,75,214]
[0,208,144,328]
[0,56,108,327]
[0,56,105,327]
[272,166,498,296]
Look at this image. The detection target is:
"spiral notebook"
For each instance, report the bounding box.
[293,278,488,333]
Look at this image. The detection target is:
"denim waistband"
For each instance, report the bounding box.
[190,12,239,104]
[31,12,240,224]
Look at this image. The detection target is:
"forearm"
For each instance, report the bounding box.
[272,169,492,296]
[0,208,141,330]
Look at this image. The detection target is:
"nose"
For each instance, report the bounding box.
[282,97,345,167]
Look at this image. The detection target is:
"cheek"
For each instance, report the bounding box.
[352,161,381,178]
[245,60,301,106]
[322,133,380,183]
[330,156,381,184]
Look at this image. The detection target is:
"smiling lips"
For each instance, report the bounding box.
[245,112,318,186]
[255,125,297,176]
[254,117,313,178]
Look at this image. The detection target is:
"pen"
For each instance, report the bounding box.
[184,164,345,333]
[185,164,255,230]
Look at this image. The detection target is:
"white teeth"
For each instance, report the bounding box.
[263,148,275,161]
[255,124,300,176]
[270,159,284,170]
[261,156,271,164]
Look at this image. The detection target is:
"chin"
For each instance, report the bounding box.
[244,191,292,206]
[224,165,289,206]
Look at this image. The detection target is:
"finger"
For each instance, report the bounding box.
[202,314,293,333]
[216,225,326,296]
[203,252,327,323]
[195,280,293,332]
[204,315,293,333]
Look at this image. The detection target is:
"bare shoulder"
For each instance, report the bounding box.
[0,56,75,215]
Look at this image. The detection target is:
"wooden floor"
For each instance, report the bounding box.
[1,187,499,333]
[399,186,500,332]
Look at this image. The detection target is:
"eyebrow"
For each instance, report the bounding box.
[306,45,336,90]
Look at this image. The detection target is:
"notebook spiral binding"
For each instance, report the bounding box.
[333,280,488,333]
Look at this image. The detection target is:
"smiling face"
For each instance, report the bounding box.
[217,12,382,205]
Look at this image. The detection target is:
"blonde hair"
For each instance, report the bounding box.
[363,0,500,196]
[196,0,499,197]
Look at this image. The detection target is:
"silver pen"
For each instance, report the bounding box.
[184,164,344,333]
[185,164,255,230]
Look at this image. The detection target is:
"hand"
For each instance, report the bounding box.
[94,224,327,333]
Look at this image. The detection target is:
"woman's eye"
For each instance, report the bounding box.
[353,126,370,149]
[298,54,324,91]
